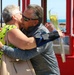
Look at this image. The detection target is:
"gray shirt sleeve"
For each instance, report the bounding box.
[2,45,43,60]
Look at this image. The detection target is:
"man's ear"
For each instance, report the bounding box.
[12,15,17,20]
[33,20,39,26]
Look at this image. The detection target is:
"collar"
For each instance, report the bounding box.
[21,24,40,33]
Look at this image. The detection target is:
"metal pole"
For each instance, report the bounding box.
[18,0,20,10]
[41,0,47,24]
[1,0,2,27]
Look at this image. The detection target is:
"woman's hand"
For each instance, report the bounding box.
[57,30,65,38]
[45,22,55,32]
[0,41,4,49]
[45,22,65,38]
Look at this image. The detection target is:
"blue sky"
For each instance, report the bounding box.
[2,0,66,19]
[2,0,18,9]
[47,0,66,19]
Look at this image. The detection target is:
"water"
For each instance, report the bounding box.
[47,19,66,32]
[47,19,66,23]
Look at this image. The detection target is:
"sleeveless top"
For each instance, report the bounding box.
[0,25,17,57]
[0,25,36,75]
[0,25,17,44]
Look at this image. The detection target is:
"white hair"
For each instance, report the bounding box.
[2,5,20,23]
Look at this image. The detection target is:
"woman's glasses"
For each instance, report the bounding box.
[22,14,38,21]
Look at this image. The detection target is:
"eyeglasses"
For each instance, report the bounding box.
[22,14,38,21]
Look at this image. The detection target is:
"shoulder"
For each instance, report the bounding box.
[37,23,49,33]
[4,25,20,37]
[4,25,17,30]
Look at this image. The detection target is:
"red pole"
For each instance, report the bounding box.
[41,0,47,24]
[22,0,30,12]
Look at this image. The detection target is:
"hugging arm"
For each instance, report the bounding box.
[2,45,40,60]
[35,30,60,46]
[0,22,64,60]
[7,28,60,50]
[0,30,60,60]
[1,42,52,60]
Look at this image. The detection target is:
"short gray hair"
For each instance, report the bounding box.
[27,4,43,24]
[2,5,19,23]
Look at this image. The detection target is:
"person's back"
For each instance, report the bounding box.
[25,23,60,75]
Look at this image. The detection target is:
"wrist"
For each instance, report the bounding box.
[0,44,4,49]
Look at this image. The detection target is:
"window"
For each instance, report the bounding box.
[47,0,66,32]
[2,0,18,10]
[46,0,70,55]
[30,0,41,6]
